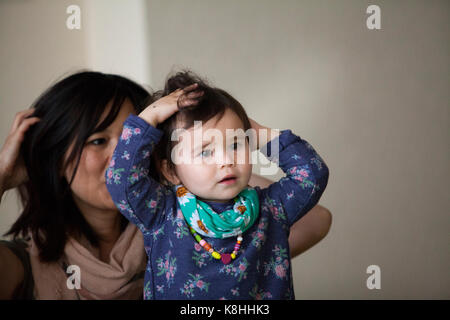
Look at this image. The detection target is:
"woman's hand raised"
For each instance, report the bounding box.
[0,109,40,196]
[138,83,203,127]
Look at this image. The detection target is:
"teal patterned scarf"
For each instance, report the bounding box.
[174,184,260,239]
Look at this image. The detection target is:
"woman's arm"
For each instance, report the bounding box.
[0,243,25,299]
[0,109,40,298]
[0,187,26,299]
[288,204,332,257]
[249,173,332,258]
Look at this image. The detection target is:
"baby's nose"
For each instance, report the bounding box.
[216,148,235,166]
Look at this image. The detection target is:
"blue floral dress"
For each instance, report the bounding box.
[106,115,329,300]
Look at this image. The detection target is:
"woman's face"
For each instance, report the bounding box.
[64,100,135,215]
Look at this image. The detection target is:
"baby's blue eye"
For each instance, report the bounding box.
[230,142,243,151]
[200,149,213,157]
[232,142,241,149]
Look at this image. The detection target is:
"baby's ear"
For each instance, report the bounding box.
[160,159,181,185]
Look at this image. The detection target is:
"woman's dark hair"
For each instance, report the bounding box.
[150,70,252,186]
[5,71,152,262]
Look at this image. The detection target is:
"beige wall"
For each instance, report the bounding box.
[1,0,449,299]
[0,0,88,239]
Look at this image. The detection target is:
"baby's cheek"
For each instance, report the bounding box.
[184,166,210,188]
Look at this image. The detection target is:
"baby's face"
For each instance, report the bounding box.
[170,108,253,203]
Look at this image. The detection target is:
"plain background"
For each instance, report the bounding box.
[0,0,448,299]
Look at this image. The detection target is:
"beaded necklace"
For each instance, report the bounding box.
[174,184,258,264]
[189,226,242,264]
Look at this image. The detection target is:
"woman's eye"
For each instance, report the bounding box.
[89,138,106,146]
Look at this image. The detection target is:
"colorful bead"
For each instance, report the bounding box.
[188,227,243,264]
[221,253,232,264]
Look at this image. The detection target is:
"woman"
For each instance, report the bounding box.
[0,71,332,299]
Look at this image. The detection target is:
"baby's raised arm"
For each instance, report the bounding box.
[105,85,203,231]
[139,83,203,127]
[250,118,330,228]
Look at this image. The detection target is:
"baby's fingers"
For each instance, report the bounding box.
[171,83,198,99]
[177,97,201,109]
[181,83,199,93]
[185,90,204,100]
[177,87,203,109]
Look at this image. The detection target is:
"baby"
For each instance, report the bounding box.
[106,71,329,299]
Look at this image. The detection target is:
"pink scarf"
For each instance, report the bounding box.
[27,223,146,300]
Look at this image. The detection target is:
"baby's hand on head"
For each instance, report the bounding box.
[138,83,203,127]
[248,117,280,150]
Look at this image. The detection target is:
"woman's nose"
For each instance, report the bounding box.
[105,137,119,169]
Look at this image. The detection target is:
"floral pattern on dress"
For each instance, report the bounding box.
[144,280,152,300]
[264,197,287,222]
[180,273,210,298]
[310,155,324,170]
[128,164,149,184]
[156,250,177,288]
[192,243,213,268]
[219,257,249,282]
[115,200,133,215]
[263,245,289,280]
[231,287,240,297]
[121,125,142,144]
[121,150,131,161]
[288,165,315,190]
[251,217,268,250]
[168,209,190,239]
[151,225,165,241]
[249,284,273,300]
[106,158,124,185]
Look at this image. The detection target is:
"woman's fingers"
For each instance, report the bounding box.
[2,117,40,165]
[0,115,39,190]
[16,117,41,139]
[11,109,36,133]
